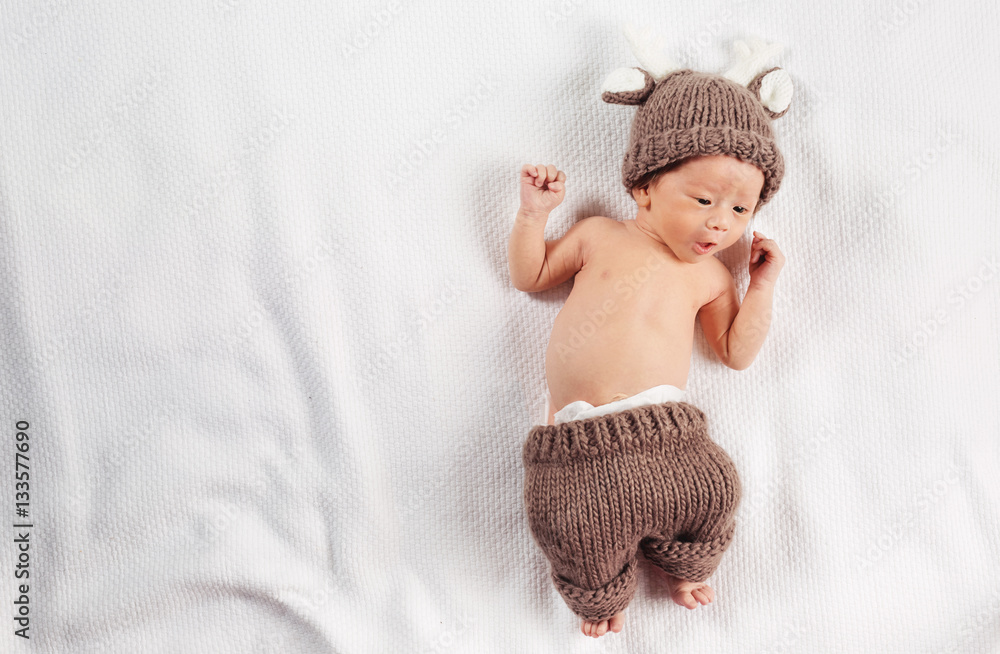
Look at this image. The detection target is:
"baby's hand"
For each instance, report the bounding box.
[520,164,566,218]
[748,231,785,289]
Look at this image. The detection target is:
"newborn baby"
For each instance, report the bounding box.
[509,50,792,638]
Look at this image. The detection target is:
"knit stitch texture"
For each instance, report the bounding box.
[523,401,742,622]
[604,68,785,207]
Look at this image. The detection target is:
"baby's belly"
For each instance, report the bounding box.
[544,302,696,415]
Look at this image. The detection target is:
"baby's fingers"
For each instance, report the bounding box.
[534,163,551,186]
[547,168,566,190]
[520,164,566,189]
[750,234,766,262]
[520,164,538,183]
[532,164,553,187]
[751,231,774,252]
[750,232,784,266]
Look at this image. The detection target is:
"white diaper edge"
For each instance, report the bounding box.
[552,384,687,425]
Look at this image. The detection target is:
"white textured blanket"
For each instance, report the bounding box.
[1,1,998,652]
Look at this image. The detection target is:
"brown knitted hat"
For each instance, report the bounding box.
[601,28,794,208]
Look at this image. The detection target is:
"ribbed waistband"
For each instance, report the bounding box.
[523,401,708,465]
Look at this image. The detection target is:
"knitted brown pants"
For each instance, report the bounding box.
[522,401,742,622]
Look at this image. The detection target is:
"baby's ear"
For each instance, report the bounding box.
[747,66,793,119]
[601,67,656,105]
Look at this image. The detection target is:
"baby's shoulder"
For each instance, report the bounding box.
[576,215,618,231]
[563,215,619,252]
[576,215,626,242]
[697,255,736,307]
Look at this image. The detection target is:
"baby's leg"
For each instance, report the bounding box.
[523,449,640,626]
[640,433,743,590]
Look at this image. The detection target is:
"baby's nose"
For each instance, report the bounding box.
[708,214,730,230]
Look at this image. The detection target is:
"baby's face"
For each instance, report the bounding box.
[632,155,764,263]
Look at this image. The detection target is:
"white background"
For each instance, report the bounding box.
[1,0,998,652]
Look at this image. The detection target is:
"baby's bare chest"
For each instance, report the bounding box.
[571,247,707,322]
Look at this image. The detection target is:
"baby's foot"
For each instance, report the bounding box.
[664,573,714,609]
[581,611,624,638]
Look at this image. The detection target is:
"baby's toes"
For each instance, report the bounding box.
[671,588,693,608]
[692,588,711,605]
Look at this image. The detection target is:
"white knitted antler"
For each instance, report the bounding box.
[621,21,680,81]
[721,37,784,86]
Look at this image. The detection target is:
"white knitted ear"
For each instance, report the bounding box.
[722,37,784,86]
[757,68,793,114]
[601,67,648,94]
[621,21,680,81]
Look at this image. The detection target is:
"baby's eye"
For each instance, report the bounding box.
[696,198,710,205]
[734,206,747,214]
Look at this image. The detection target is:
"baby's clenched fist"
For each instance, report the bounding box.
[748,231,785,288]
[520,164,566,218]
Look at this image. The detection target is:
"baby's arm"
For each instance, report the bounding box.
[697,231,785,370]
[507,164,604,293]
